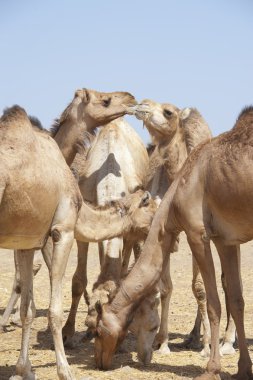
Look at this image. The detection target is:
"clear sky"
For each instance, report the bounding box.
[1,0,252,143]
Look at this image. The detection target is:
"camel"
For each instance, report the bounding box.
[0,87,138,330]
[94,106,253,380]
[62,117,150,347]
[130,99,213,356]
[0,104,83,380]
[0,103,158,380]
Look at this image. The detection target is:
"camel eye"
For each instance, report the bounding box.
[102,98,111,107]
[163,109,173,118]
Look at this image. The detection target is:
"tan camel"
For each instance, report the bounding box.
[0,88,138,330]
[0,105,83,380]
[131,99,212,356]
[94,106,253,380]
[62,117,149,347]
[0,104,157,380]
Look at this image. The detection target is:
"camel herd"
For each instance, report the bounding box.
[0,87,252,380]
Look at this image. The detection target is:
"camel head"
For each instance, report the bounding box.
[129,291,160,365]
[119,190,158,239]
[94,302,126,370]
[72,88,137,130]
[94,286,160,370]
[133,99,191,144]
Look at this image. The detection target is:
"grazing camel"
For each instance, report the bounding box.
[132,100,212,356]
[0,103,157,380]
[94,106,253,380]
[62,117,149,346]
[0,88,138,330]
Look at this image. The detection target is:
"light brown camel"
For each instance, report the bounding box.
[94,106,253,380]
[131,99,212,356]
[0,105,82,380]
[0,88,138,330]
[0,105,157,380]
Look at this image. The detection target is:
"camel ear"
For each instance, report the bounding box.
[95,300,103,318]
[139,191,151,207]
[74,88,90,104]
[179,107,191,120]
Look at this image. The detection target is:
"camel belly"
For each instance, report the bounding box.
[0,234,46,250]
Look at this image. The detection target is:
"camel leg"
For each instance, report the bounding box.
[219,247,241,356]
[121,239,134,277]
[48,229,75,380]
[153,253,172,355]
[0,251,20,331]
[185,307,202,349]
[11,251,43,328]
[215,243,252,380]
[187,235,221,380]
[98,242,104,268]
[9,249,36,380]
[191,257,211,357]
[62,241,89,347]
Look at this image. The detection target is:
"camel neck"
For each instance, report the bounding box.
[74,202,129,243]
[54,120,86,166]
[159,132,187,183]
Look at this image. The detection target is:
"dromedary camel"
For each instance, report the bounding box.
[62,117,149,347]
[94,106,253,380]
[0,87,139,330]
[0,103,158,380]
[131,99,213,356]
[0,104,83,380]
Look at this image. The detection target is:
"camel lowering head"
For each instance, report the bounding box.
[94,288,160,370]
[133,99,191,144]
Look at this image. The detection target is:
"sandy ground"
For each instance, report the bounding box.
[1,234,253,380]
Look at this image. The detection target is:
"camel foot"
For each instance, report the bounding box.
[219,342,235,355]
[155,342,171,355]
[9,372,36,380]
[200,345,211,358]
[10,316,22,328]
[194,373,221,380]
[58,364,76,380]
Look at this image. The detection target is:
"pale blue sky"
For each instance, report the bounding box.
[1,0,252,143]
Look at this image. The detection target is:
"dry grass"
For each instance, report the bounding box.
[1,234,253,379]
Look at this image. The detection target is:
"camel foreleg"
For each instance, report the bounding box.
[48,227,75,380]
[153,253,172,355]
[219,246,241,356]
[191,257,211,357]
[187,233,221,380]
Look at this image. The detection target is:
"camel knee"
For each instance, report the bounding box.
[192,278,206,304]
[48,308,63,332]
[20,299,36,326]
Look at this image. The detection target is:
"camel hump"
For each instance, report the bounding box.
[233,106,253,132]
[180,108,212,154]
[0,104,29,124]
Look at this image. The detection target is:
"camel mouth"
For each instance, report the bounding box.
[132,103,151,120]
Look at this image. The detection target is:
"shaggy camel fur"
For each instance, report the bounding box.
[94,106,253,380]
[62,117,149,347]
[132,100,212,356]
[0,88,137,330]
